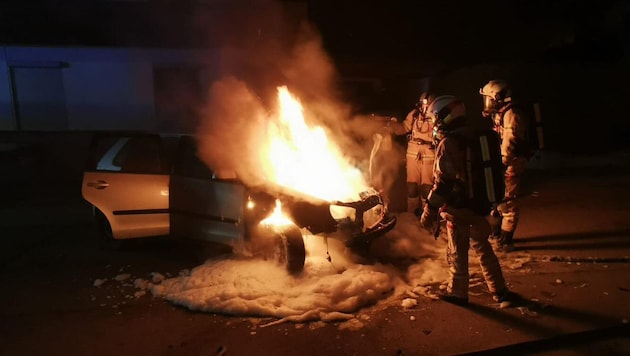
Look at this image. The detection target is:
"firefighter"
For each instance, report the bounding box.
[479,80,528,253]
[419,95,513,306]
[388,92,437,216]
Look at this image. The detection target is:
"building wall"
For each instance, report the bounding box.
[0,46,221,132]
[0,48,14,130]
[0,46,435,136]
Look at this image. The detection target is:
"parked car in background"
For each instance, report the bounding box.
[82,132,396,273]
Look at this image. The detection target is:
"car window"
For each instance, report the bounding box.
[90,135,166,174]
[95,137,129,171]
[159,136,179,174]
[115,137,162,174]
[173,136,214,179]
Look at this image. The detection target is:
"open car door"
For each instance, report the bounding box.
[169,135,247,244]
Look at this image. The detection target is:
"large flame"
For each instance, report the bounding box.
[262,86,369,203]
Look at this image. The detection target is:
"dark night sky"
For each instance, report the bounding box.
[307,0,628,65]
[0,0,626,67]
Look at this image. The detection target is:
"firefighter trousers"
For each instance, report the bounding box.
[442,207,507,299]
[496,157,527,234]
[406,142,434,213]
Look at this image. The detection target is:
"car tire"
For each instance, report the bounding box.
[254,223,306,274]
[275,224,306,274]
[95,210,124,250]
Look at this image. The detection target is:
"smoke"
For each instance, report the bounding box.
[195,77,270,186]
[194,0,402,195]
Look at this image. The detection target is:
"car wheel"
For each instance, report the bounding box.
[254,223,306,274]
[95,210,124,250]
[275,224,306,274]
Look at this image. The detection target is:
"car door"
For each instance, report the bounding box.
[169,135,246,244]
[82,134,173,239]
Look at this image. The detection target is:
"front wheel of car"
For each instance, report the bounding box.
[276,224,306,274]
[254,223,306,274]
[95,210,124,250]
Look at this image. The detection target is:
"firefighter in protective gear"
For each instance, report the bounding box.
[419,95,511,306]
[480,80,528,253]
[388,92,436,216]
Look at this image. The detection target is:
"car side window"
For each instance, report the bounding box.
[94,137,129,171]
[92,136,164,174]
[115,137,162,174]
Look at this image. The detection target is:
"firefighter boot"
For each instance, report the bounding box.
[488,211,502,240]
[438,292,469,306]
[498,230,515,252]
[490,222,501,241]
[408,198,422,218]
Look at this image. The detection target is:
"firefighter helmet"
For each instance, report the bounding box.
[479,80,512,115]
[425,95,466,144]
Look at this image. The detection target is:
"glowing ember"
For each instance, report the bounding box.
[260,199,294,227]
[262,86,370,203]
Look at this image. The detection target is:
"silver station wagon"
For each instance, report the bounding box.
[82,132,396,273]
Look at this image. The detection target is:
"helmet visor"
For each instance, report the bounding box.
[483,96,496,112]
[415,97,428,116]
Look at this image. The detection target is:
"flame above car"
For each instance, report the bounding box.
[261,86,370,204]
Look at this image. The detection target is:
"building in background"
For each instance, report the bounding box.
[0,46,225,132]
[0,1,432,133]
[0,1,304,133]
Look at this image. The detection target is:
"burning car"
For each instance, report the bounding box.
[82,87,397,273]
[82,133,395,273]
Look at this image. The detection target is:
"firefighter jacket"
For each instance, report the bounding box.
[493,103,528,165]
[389,109,434,153]
[425,126,471,210]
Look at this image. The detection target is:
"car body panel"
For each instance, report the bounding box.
[168,135,248,244]
[83,171,170,239]
[170,174,246,244]
[82,134,171,239]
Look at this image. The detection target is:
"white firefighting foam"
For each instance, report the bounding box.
[150,214,448,325]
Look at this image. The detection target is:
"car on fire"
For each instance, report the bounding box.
[82,132,397,273]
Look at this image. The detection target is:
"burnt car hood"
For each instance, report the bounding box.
[246,185,396,244]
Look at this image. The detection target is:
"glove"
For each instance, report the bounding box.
[419,204,439,233]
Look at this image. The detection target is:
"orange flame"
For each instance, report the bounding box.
[260,199,294,227]
[261,86,369,203]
